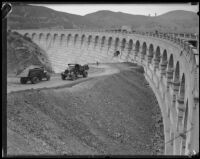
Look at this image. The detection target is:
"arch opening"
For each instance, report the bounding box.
[32,33,37,40]
[60,34,65,45]
[53,34,58,43]
[39,33,44,41]
[114,38,120,51]
[94,36,99,47]
[154,46,161,70]
[101,36,106,48]
[142,42,147,55]
[81,35,85,46]
[67,34,72,45]
[121,38,126,51]
[24,33,29,38]
[46,33,51,41]
[160,49,168,76]
[174,62,180,83]
[128,39,133,52]
[148,44,154,64]
[88,35,92,46]
[179,73,185,101]
[74,34,79,46]
[135,40,140,52]
[168,54,174,70]
[108,37,112,49]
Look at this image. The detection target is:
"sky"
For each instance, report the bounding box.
[32,3,199,16]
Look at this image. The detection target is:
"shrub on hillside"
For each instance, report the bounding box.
[23,36,32,42]
[135,66,145,74]
[12,31,21,36]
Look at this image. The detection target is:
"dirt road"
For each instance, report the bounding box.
[7,63,164,156]
[7,64,120,93]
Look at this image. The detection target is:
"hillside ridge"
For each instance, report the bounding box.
[7,4,199,33]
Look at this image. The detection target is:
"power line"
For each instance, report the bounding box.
[164,127,193,145]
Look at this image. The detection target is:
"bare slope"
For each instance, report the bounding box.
[7,31,53,75]
[7,4,100,29]
[8,3,198,33]
[85,10,150,28]
[85,10,199,33]
[7,63,164,155]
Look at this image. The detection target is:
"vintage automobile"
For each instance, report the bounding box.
[18,65,51,84]
[61,63,89,80]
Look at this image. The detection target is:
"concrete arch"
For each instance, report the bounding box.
[88,35,92,46]
[155,47,161,61]
[149,44,154,56]
[174,61,180,83]
[154,46,161,70]
[74,34,79,45]
[108,37,113,49]
[166,54,174,87]
[121,38,126,51]
[101,36,106,48]
[53,34,58,43]
[176,73,186,134]
[24,33,30,37]
[179,73,185,100]
[148,44,154,64]
[142,42,147,55]
[67,34,72,45]
[32,33,37,40]
[39,33,44,41]
[160,49,168,77]
[155,47,161,58]
[46,33,51,41]
[60,34,65,42]
[135,40,140,52]
[171,61,180,105]
[80,34,85,46]
[168,54,174,69]
[94,35,99,47]
[114,37,120,50]
[127,39,133,54]
[162,50,168,62]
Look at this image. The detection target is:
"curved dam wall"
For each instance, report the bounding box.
[14,29,199,155]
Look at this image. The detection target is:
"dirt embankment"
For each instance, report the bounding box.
[7,31,53,75]
[7,63,164,156]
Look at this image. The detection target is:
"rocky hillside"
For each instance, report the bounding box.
[85,10,199,33]
[7,31,53,75]
[7,4,198,33]
[85,10,151,29]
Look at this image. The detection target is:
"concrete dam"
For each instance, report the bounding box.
[15,29,199,155]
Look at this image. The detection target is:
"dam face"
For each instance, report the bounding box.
[15,29,199,155]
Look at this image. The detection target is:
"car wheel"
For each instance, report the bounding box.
[20,77,27,84]
[83,71,88,78]
[46,74,50,81]
[61,75,66,80]
[31,77,39,84]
